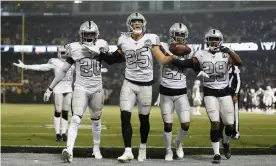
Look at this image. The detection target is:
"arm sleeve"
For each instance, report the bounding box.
[100,51,125,65]
[171,58,198,69]
[49,62,72,89]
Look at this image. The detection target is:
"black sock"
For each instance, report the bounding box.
[121,111,132,147]
[139,114,150,144]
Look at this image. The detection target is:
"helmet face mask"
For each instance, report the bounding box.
[206,37,222,48]
[169,23,188,44]
[81,32,98,43]
[79,21,99,45]
[204,29,223,51]
[173,31,188,44]
[126,12,147,35]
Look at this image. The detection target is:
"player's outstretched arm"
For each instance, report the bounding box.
[171,57,199,69]
[13,59,53,71]
[152,46,174,65]
[48,57,73,89]
[44,57,73,102]
[97,49,125,65]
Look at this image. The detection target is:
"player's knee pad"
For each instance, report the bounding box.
[211,121,220,130]
[139,97,152,107]
[62,110,68,120]
[225,125,234,136]
[164,123,172,132]
[71,115,81,126]
[90,109,102,120]
[121,110,131,124]
[180,122,190,131]
[54,111,61,118]
[210,129,220,142]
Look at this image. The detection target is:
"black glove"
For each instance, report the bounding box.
[94,52,106,61]
[220,46,230,53]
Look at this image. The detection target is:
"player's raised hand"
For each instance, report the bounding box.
[154,94,160,106]
[13,60,25,68]
[220,46,230,53]
[197,71,209,78]
[43,88,53,102]
[82,44,100,55]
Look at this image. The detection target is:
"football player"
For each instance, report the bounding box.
[263,86,275,114]
[96,12,174,162]
[43,21,109,162]
[13,46,74,142]
[168,29,242,163]
[192,80,202,115]
[157,23,194,161]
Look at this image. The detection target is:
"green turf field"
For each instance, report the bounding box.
[1,104,276,147]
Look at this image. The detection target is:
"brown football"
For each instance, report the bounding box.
[169,43,191,56]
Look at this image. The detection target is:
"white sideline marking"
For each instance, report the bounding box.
[2,133,276,137]
[2,124,276,130]
[2,145,271,149]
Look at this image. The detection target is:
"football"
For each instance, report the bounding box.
[169,43,191,56]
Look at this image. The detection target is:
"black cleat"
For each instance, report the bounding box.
[212,154,221,164]
[62,134,67,142]
[223,143,231,159]
[56,134,62,142]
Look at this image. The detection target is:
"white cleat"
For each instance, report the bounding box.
[137,148,146,162]
[62,148,73,163]
[93,147,102,159]
[173,139,184,159]
[165,149,173,161]
[117,150,134,163]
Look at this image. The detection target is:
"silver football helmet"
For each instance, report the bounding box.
[126,12,147,35]
[79,21,99,45]
[204,29,223,51]
[57,45,66,60]
[169,23,189,44]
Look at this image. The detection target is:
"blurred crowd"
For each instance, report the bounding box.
[1,10,276,104]
[1,10,276,45]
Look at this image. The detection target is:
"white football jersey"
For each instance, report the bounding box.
[263,89,275,101]
[194,50,229,89]
[160,42,194,89]
[117,33,160,83]
[48,58,74,93]
[67,39,109,93]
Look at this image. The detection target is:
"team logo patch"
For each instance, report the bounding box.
[144,39,152,48]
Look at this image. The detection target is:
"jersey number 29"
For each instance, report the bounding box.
[202,61,227,82]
